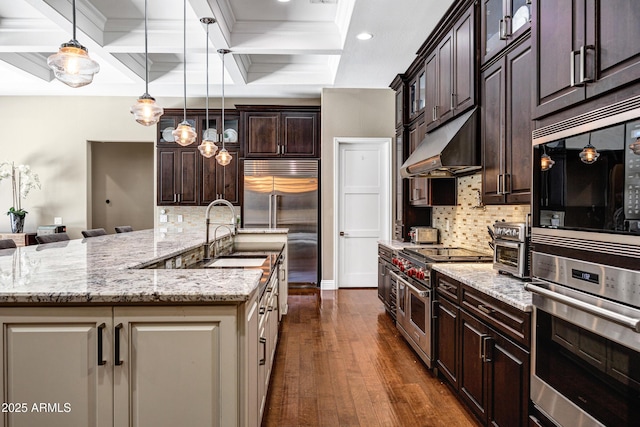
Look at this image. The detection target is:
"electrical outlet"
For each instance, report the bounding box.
[54,217,63,225]
[177,215,183,222]
[165,259,173,269]
[175,256,182,268]
[159,214,168,223]
[446,219,450,232]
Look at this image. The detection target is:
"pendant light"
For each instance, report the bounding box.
[131,0,164,126]
[540,146,555,171]
[215,49,233,166]
[197,18,219,158]
[172,0,197,146]
[47,0,100,88]
[579,133,600,164]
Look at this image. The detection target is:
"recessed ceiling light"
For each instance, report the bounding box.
[277,0,291,3]
[356,32,373,41]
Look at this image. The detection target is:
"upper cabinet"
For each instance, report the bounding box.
[533,0,640,118]
[425,4,476,132]
[482,37,533,205]
[240,106,320,158]
[481,0,532,64]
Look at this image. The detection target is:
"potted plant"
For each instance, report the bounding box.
[0,162,41,233]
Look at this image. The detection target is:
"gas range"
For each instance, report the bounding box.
[393,246,493,285]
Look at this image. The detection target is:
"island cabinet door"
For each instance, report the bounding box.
[0,307,114,427]
[112,306,238,427]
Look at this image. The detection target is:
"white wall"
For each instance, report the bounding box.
[320,88,395,281]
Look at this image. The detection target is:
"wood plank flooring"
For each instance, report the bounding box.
[262,289,479,427]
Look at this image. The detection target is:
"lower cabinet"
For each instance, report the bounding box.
[0,303,265,427]
[434,272,531,427]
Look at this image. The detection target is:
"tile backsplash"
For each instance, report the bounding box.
[432,173,530,254]
[154,206,241,230]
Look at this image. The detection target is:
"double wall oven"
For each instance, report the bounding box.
[528,96,640,427]
[391,248,491,368]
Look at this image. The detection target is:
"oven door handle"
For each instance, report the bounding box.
[390,271,430,298]
[525,282,640,333]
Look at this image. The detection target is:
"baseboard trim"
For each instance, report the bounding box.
[320,280,336,290]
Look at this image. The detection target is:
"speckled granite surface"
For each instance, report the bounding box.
[0,227,285,305]
[431,263,533,312]
[377,240,436,251]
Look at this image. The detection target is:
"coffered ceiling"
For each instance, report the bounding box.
[0,0,454,98]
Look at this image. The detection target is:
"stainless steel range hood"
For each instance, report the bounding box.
[400,108,479,178]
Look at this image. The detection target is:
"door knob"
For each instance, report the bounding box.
[340,231,348,236]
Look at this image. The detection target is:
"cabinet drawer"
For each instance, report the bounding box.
[435,274,460,303]
[461,284,530,348]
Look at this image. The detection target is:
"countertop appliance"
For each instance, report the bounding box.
[492,221,530,279]
[243,160,319,287]
[529,97,640,427]
[36,225,66,235]
[391,247,492,368]
[409,226,438,244]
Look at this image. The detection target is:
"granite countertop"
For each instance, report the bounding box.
[431,263,532,312]
[378,240,436,251]
[0,227,286,305]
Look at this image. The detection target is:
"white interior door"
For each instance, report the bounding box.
[336,138,391,288]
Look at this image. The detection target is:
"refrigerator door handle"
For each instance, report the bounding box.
[268,193,273,228]
[273,194,279,228]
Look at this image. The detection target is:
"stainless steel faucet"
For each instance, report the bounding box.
[205,198,237,260]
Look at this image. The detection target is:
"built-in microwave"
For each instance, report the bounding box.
[531,96,640,270]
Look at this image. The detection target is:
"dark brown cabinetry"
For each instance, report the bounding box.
[533,0,640,118]
[240,107,320,158]
[481,0,531,64]
[200,152,240,205]
[482,37,532,205]
[425,5,475,132]
[434,272,531,427]
[157,148,199,205]
[408,70,426,121]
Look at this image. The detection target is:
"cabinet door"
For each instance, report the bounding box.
[435,297,459,389]
[157,148,178,205]
[482,0,507,63]
[425,52,438,130]
[437,32,454,125]
[489,332,530,427]
[200,155,218,205]
[177,149,199,205]
[586,0,640,100]
[246,113,280,157]
[216,150,240,204]
[0,307,113,427]
[533,0,586,118]
[395,87,404,128]
[505,40,533,204]
[113,306,238,427]
[459,310,490,424]
[453,7,475,115]
[481,56,506,205]
[281,112,318,157]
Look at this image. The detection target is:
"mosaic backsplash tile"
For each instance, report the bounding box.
[155,206,241,230]
[432,173,530,254]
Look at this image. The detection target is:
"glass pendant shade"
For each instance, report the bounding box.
[173,121,197,146]
[540,153,555,171]
[47,41,100,88]
[630,137,640,155]
[198,138,219,158]
[131,94,164,126]
[215,148,232,166]
[579,143,600,164]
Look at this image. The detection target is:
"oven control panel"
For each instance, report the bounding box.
[532,252,640,306]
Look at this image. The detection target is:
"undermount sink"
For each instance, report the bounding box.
[204,256,268,268]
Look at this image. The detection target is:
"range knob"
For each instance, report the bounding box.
[416,269,425,280]
[407,268,416,278]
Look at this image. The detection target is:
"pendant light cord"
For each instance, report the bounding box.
[182,0,187,122]
[72,0,77,41]
[221,50,225,149]
[144,0,149,94]
[205,22,209,129]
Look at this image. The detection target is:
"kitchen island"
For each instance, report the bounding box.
[0,227,288,427]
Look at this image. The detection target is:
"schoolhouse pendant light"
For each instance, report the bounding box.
[131,0,163,126]
[215,48,233,166]
[579,134,600,164]
[197,17,219,158]
[172,0,197,146]
[540,146,555,171]
[47,0,100,88]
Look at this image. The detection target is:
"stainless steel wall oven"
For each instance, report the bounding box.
[529,96,640,427]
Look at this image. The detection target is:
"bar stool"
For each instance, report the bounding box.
[81,228,107,238]
[0,239,17,249]
[35,233,70,244]
[115,226,133,233]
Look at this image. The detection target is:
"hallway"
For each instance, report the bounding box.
[262,289,479,426]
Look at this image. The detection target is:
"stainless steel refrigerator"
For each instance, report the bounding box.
[243,159,319,286]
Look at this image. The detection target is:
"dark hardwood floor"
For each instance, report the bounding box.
[262,289,479,427]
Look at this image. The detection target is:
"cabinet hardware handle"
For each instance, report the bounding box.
[115,323,123,366]
[503,173,511,194]
[277,145,280,155]
[504,15,512,37]
[479,334,488,360]
[570,49,583,87]
[432,300,439,319]
[496,174,502,195]
[97,323,106,366]
[481,336,493,362]
[580,45,595,84]
[499,18,507,40]
[173,194,177,203]
[450,93,455,110]
[433,106,438,121]
[259,306,266,315]
[259,337,267,365]
[478,304,496,315]
[268,306,273,312]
